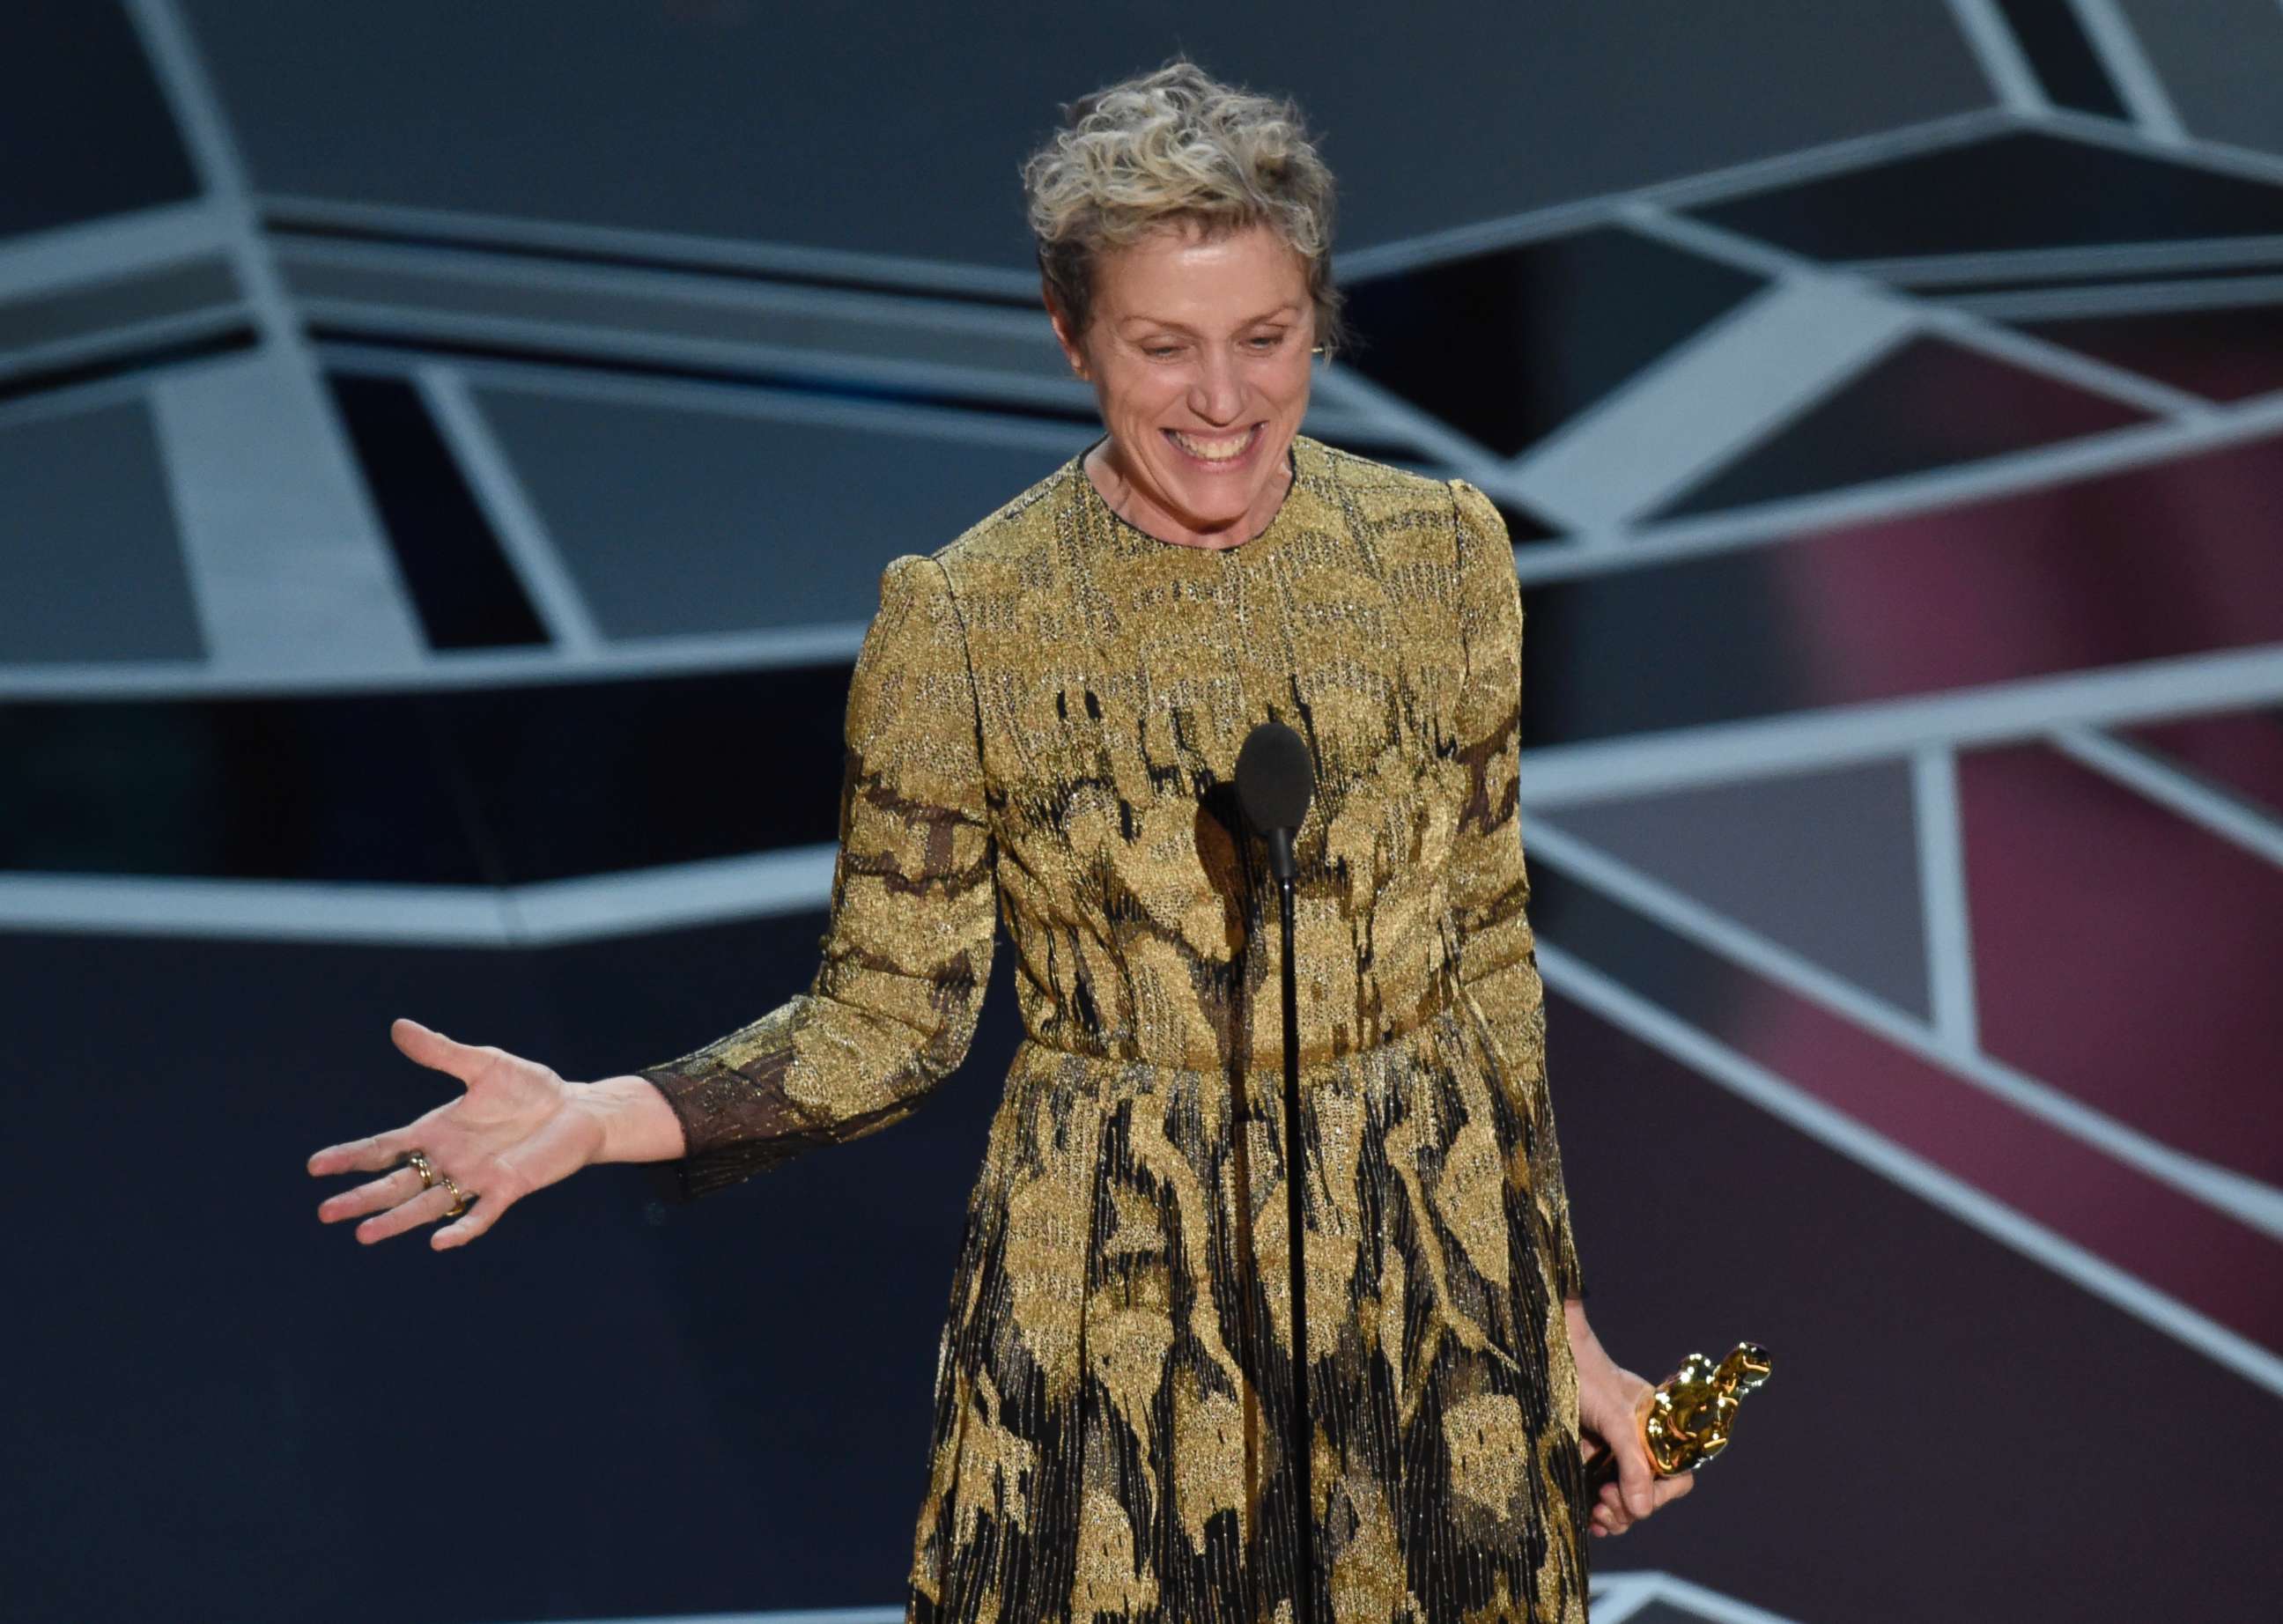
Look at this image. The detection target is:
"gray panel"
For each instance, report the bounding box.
[282,255,1066,377]
[0,257,237,356]
[0,401,204,662]
[2120,0,2283,154]
[1539,758,1932,1015]
[470,388,1095,637]
[150,356,426,675]
[184,0,1990,267]
[1509,280,1916,528]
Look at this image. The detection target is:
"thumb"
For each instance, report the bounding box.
[1617,1428,1657,1519]
[390,1017,478,1078]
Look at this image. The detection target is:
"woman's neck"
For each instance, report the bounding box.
[1084,435,1295,551]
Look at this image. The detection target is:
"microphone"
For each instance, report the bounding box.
[1235,719,1319,1624]
[1236,720,1315,883]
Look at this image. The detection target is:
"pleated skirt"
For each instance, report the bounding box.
[905,1000,1590,1624]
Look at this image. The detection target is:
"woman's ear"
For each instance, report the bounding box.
[1043,287,1089,380]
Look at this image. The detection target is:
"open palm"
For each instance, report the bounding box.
[307,1017,602,1250]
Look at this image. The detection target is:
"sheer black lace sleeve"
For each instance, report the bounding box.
[637,552,997,1200]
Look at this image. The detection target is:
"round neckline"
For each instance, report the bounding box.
[1075,430,1308,561]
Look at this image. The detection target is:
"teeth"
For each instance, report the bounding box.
[1171,425,1256,461]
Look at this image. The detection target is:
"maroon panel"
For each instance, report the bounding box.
[1531,430,2283,746]
[2124,707,2283,818]
[1550,993,2283,1622]
[1770,427,2283,703]
[1715,941,2279,1350]
[1959,742,2283,1186]
[1536,867,2279,1349]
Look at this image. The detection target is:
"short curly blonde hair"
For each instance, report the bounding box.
[1021,57,1348,361]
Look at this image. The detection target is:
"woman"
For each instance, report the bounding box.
[308,58,1692,1622]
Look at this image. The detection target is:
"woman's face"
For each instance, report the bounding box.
[1049,219,1316,547]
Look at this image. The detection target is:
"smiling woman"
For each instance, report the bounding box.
[1027,62,1346,554]
[1049,224,1316,551]
[309,53,1691,1624]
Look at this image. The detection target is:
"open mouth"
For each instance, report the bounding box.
[1164,423,1263,466]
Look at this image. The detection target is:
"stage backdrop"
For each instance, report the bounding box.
[4,3,2279,1620]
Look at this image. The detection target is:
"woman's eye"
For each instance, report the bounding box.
[1140,336,1283,358]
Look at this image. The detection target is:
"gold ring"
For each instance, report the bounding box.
[440,1172,474,1219]
[406,1149,437,1189]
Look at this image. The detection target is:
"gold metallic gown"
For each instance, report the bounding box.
[639,432,1591,1622]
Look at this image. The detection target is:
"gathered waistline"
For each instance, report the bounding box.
[1011,980,1485,1085]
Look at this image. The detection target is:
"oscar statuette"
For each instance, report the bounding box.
[1583,1342,1773,1497]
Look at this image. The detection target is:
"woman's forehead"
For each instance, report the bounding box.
[1096,225,1309,323]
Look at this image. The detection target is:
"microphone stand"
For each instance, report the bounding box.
[1265,822,1314,1624]
[1236,720,1318,1624]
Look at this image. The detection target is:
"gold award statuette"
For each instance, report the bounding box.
[1584,1342,1772,1496]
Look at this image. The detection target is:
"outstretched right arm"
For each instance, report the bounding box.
[631,551,998,1199]
[307,1020,686,1251]
[309,551,996,1244]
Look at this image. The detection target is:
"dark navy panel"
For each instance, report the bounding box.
[2017,300,2283,402]
[325,370,550,650]
[471,387,1091,637]
[2121,0,2283,156]
[0,400,203,664]
[1654,335,2149,518]
[1540,759,1932,1015]
[1693,131,2283,261]
[432,662,853,882]
[0,695,484,882]
[183,1,1989,263]
[0,920,1017,1620]
[1994,0,2131,120]
[0,668,852,883]
[1342,228,1766,458]
[0,323,258,407]
[0,0,198,240]
[1930,263,2283,294]
[0,257,237,353]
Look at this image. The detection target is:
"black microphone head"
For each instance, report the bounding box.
[1236,720,1315,834]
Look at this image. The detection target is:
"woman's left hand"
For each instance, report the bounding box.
[1565,1301,1697,1538]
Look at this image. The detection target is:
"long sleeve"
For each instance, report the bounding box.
[637,553,998,1200]
[1444,477,1585,1302]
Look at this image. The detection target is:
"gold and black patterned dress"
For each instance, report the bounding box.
[638,432,1591,1622]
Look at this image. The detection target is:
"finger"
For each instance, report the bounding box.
[389,1017,491,1082]
[1616,1440,1658,1520]
[319,1165,424,1222]
[354,1182,455,1244]
[307,1128,417,1177]
[431,1186,515,1251]
[1616,1468,1696,1525]
[1599,1481,1633,1531]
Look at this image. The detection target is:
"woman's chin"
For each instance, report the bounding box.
[1153,459,1278,518]
[1164,491,1256,532]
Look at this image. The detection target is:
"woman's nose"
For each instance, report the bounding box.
[1188,351,1246,424]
